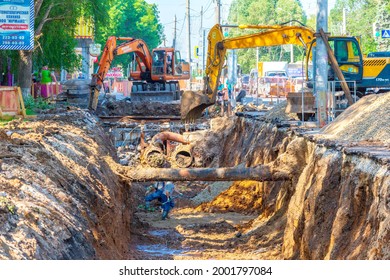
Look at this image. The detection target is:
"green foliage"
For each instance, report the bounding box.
[33,0,84,72]
[329,0,389,54]
[0,50,19,76]
[227,0,307,73]
[2,0,112,75]
[33,20,81,72]
[228,0,389,72]
[94,0,163,73]
[23,95,54,113]
[1,0,163,86]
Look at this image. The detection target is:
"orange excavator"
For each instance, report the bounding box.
[89,36,190,110]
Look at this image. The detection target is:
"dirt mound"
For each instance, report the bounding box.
[190,182,232,206]
[235,102,269,112]
[319,92,390,144]
[196,181,266,215]
[264,100,299,121]
[0,108,132,259]
[177,219,236,234]
[187,117,236,167]
[96,97,181,116]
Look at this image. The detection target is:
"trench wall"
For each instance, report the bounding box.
[215,117,389,260]
[0,111,133,260]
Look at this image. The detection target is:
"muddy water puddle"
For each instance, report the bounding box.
[136,228,191,258]
[136,244,185,257]
[135,210,256,259]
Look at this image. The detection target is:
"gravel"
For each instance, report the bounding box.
[319,92,390,144]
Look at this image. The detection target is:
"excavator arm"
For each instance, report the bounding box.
[181,24,315,120]
[89,36,153,110]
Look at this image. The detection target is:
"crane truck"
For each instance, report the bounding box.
[89,36,190,110]
[181,23,390,120]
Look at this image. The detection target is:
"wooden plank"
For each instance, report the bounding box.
[17,87,27,118]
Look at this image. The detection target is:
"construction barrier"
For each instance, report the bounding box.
[111,80,132,96]
[32,82,62,99]
[0,86,26,118]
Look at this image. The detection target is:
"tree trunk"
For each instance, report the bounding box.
[18,50,33,97]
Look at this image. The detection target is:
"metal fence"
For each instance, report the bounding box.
[326,80,357,122]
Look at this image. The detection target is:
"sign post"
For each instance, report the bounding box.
[0,0,34,50]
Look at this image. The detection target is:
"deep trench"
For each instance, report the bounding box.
[2,108,387,260]
[112,116,389,260]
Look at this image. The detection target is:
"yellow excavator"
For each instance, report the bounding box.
[181,23,390,120]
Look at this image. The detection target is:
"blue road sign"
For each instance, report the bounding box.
[382,30,390,38]
[0,0,34,50]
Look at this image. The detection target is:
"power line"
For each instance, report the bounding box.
[178,13,186,39]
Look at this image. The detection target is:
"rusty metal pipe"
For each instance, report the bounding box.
[116,165,290,182]
[151,131,190,145]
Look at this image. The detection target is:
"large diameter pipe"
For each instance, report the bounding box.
[171,144,193,168]
[141,145,166,167]
[117,165,290,182]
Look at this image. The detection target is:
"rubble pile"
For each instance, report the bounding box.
[235,102,269,112]
[97,96,181,116]
[264,100,299,121]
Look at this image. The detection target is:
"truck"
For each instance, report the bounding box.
[249,62,288,94]
[89,36,190,110]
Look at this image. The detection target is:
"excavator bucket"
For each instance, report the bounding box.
[181,90,213,120]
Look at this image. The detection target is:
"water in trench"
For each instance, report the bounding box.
[136,229,189,258]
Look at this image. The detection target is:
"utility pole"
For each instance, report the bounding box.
[173,15,177,49]
[203,29,207,75]
[315,0,328,127]
[200,6,203,76]
[187,0,191,89]
[290,19,294,63]
[215,0,221,25]
[200,6,203,35]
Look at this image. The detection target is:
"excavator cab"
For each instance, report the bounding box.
[307,37,363,83]
[329,38,363,82]
[152,50,165,75]
[151,48,190,80]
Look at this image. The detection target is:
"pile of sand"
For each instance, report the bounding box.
[319,92,390,144]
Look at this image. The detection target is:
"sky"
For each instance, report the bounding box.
[147,0,336,60]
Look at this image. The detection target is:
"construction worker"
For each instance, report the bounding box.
[144,181,175,220]
[161,181,175,220]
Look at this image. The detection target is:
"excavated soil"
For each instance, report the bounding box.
[0,108,133,259]
[96,97,181,116]
[0,93,389,260]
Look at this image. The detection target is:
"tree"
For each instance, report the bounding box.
[94,0,163,74]
[329,0,388,54]
[15,0,110,95]
[9,0,162,96]
[375,0,390,51]
[227,0,307,73]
